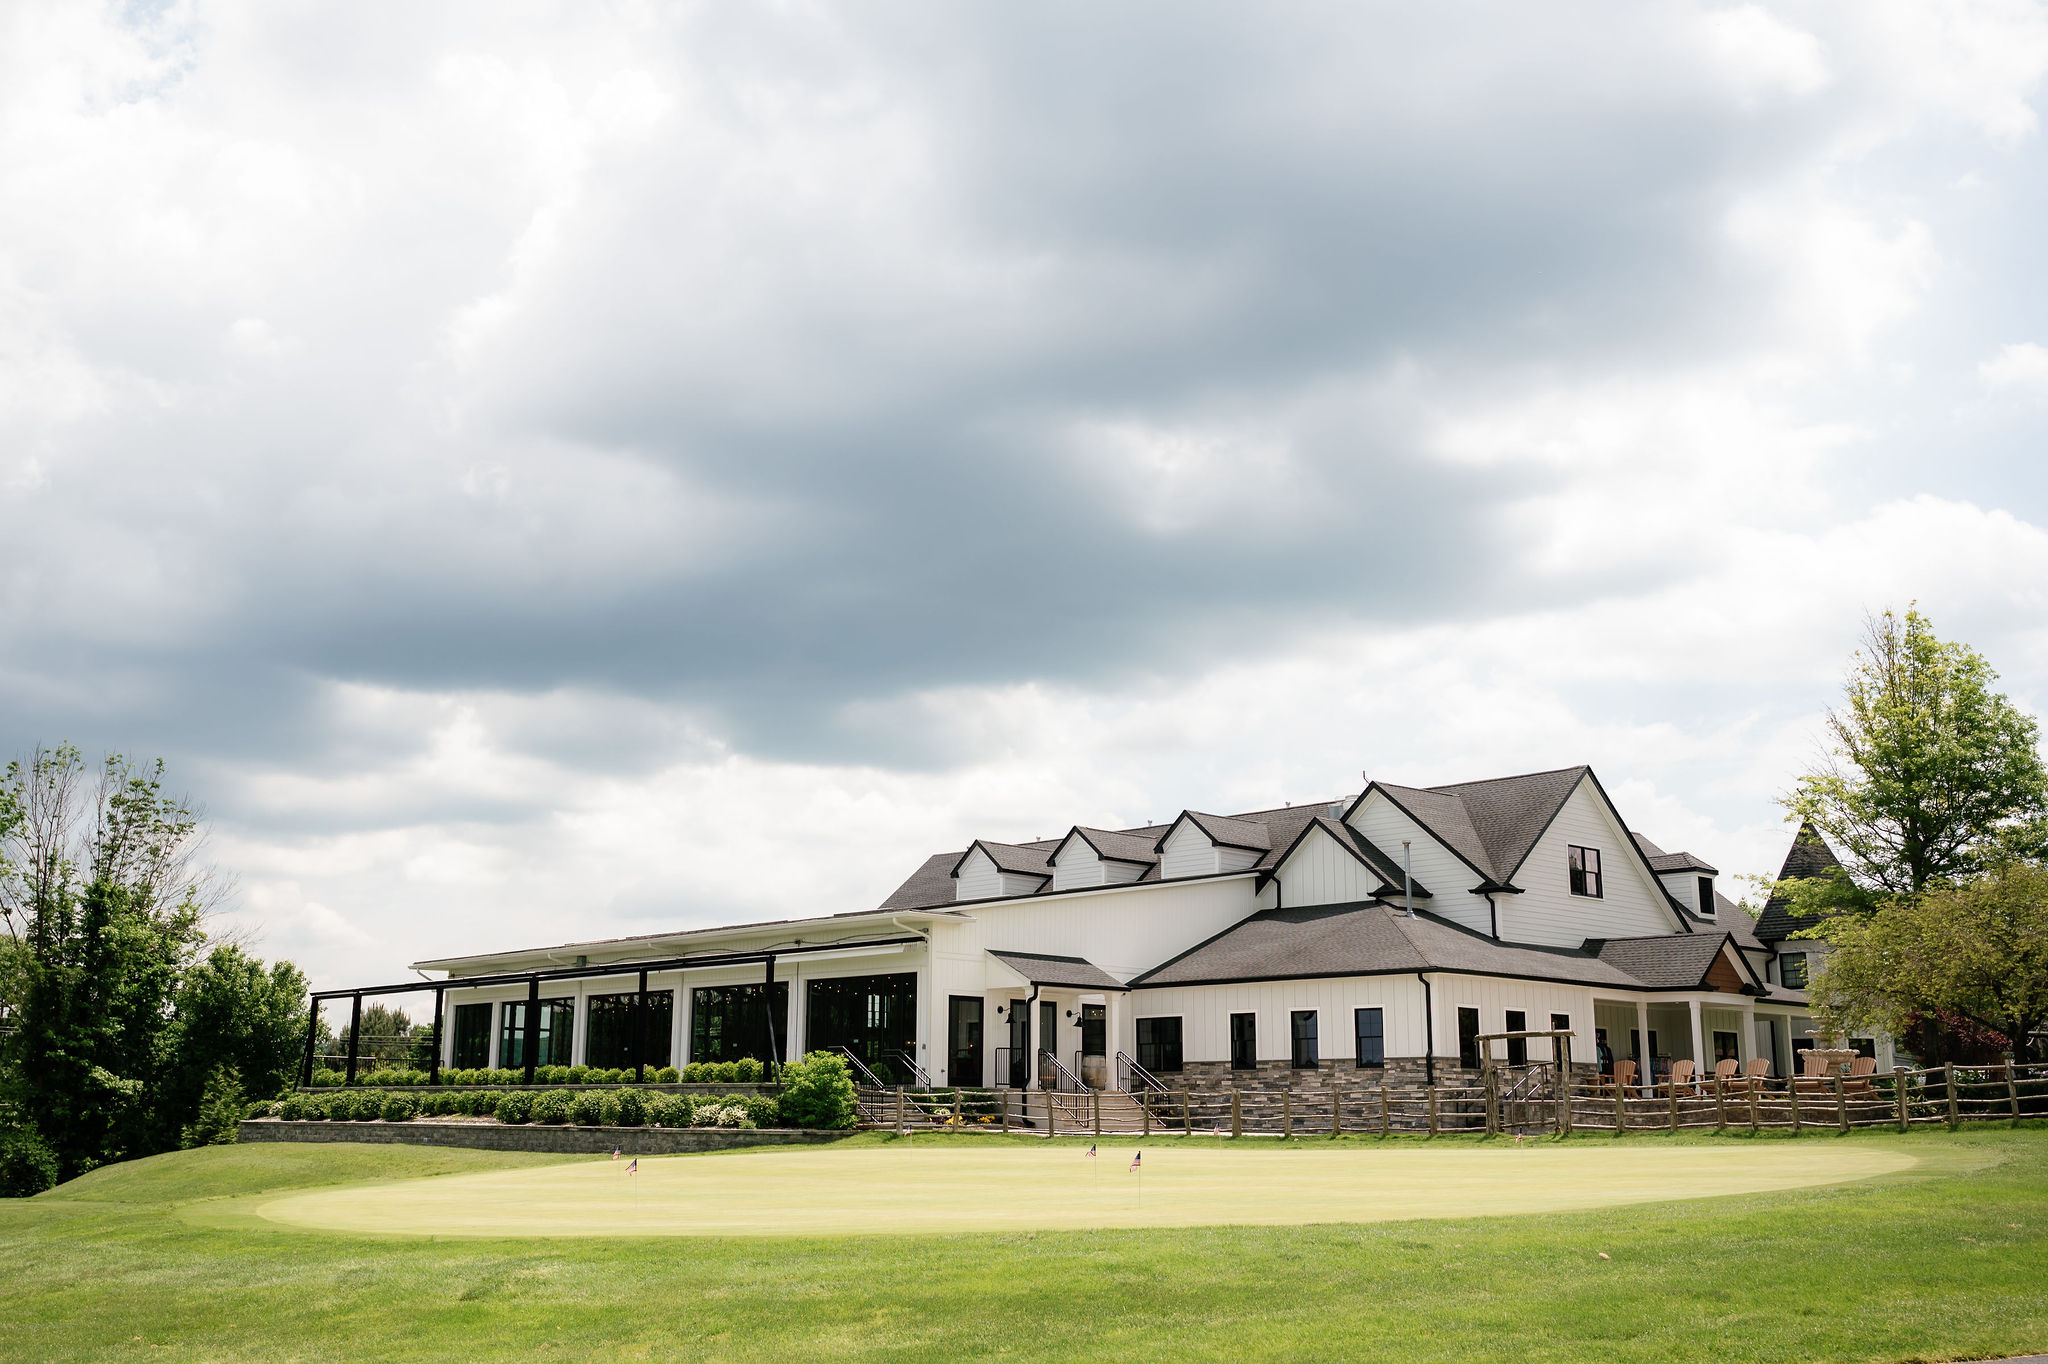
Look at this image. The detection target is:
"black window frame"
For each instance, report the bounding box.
[451,1002,493,1069]
[1713,1030,1739,1062]
[499,997,573,1070]
[1353,1007,1384,1069]
[1697,875,1716,916]
[1568,845,1603,898]
[802,973,915,1079]
[1550,1012,1571,1063]
[1505,1009,1527,1066]
[1780,952,1809,989]
[584,990,675,1071]
[1135,1016,1183,1074]
[1290,1010,1320,1070]
[690,981,791,1065]
[1457,1006,1480,1069]
[1080,1003,1107,1058]
[1229,1012,1257,1070]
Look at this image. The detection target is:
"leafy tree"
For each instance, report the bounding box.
[335,1002,425,1067]
[159,947,308,1143]
[0,1127,60,1198]
[1806,862,2048,1063]
[1788,608,2048,895]
[182,1066,247,1148]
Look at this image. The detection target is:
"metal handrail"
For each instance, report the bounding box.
[1040,1049,1085,1093]
[890,1049,933,1088]
[834,1046,887,1089]
[1115,1050,1170,1096]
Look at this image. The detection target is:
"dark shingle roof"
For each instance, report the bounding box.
[879,853,961,911]
[1132,901,1643,989]
[988,951,1127,992]
[1371,766,1590,888]
[1587,933,1743,990]
[1631,832,1719,874]
[1171,810,1273,852]
[1754,821,1845,943]
[953,840,1054,879]
[1062,826,1163,866]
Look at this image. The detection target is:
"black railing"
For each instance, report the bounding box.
[1116,1050,1170,1096]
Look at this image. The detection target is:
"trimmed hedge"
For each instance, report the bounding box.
[248,1085,837,1130]
[310,1064,690,1088]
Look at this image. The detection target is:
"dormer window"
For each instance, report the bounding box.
[1697,876,1716,917]
[1568,845,1602,898]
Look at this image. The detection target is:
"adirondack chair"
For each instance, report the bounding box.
[1736,1056,1770,1096]
[1843,1055,1879,1097]
[1710,1058,1740,1094]
[1668,1059,1698,1096]
[1603,1058,1637,1095]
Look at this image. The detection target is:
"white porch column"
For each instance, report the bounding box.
[1688,998,1707,1067]
[1634,998,1651,1076]
[1737,1005,1755,1067]
[1106,991,1126,1084]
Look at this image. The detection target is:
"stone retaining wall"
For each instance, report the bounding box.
[239,1118,848,1155]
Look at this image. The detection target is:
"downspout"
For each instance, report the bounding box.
[1484,891,1499,939]
[1024,983,1041,1090]
[1417,972,1436,1086]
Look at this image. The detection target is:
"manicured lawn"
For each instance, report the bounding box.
[3,1127,2045,1362]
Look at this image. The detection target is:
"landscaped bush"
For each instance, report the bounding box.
[774,1052,857,1130]
[740,1093,779,1127]
[648,1094,692,1128]
[0,1128,61,1198]
[693,1100,753,1129]
[653,1066,680,1084]
[613,1088,647,1127]
[471,1091,501,1118]
[349,1091,383,1121]
[309,1069,344,1087]
[735,1058,765,1083]
[496,1090,534,1123]
[243,1100,277,1120]
[593,1092,621,1125]
[278,1094,309,1121]
[568,1065,590,1082]
[569,1092,605,1126]
[531,1092,573,1125]
[379,1093,418,1122]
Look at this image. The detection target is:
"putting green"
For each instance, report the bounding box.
[244,1142,1923,1239]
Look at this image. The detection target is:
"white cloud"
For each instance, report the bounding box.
[1980,341,2048,390]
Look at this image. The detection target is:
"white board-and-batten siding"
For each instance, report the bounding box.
[1269,823,1380,907]
[1346,793,1491,934]
[954,847,1046,900]
[1049,837,1147,893]
[1496,781,1682,948]
[1657,871,1716,919]
[1158,822,1262,880]
[1130,976,1427,1065]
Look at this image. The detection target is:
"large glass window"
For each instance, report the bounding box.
[452,1002,492,1069]
[585,991,675,1070]
[1007,998,1030,1087]
[1780,952,1809,989]
[691,982,790,1064]
[1353,1008,1384,1069]
[947,996,982,1088]
[1457,1006,1480,1069]
[1229,1012,1257,1070]
[803,973,916,1081]
[499,998,573,1070]
[1505,1009,1527,1065]
[1291,1010,1320,1069]
[1136,1016,1183,1073]
[1080,1003,1106,1058]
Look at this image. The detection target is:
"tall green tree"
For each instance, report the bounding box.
[1788,607,2048,895]
[158,947,308,1145]
[1806,862,2048,1062]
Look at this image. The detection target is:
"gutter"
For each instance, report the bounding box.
[1417,971,1436,1086]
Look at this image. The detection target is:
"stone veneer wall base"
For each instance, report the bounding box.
[240,1118,849,1155]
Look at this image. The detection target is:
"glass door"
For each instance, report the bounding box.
[948,996,983,1088]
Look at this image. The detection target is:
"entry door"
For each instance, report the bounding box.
[948,996,983,1088]
[1008,1000,1029,1087]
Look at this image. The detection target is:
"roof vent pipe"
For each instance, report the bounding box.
[1402,840,1415,918]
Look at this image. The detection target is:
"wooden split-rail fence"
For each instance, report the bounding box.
[856,1062,2047,1138]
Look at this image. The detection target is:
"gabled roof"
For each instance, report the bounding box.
[1755,821,1845,943]
[1053,826,1161,867]
[1631,832,1719,875]
[1155,809,1273,854]
[1585,932,1761,992]
[1261,816,1433,900]
[949,839,1054,881]
[988,950,1128,992]
[1352,764,1630,894]
[1131,900,1643,990]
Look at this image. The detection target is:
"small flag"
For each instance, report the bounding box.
[1085,1144,1097,1158]
[611,1147,622,1161]
[1129,1150,1142,1172]
[626,1158,638,1176]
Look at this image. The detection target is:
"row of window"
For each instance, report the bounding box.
[1131,1008,1386,1073]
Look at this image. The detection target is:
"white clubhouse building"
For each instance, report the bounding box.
[415,765,1873,1091]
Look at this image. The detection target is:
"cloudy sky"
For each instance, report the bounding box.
[6,1,2048,992]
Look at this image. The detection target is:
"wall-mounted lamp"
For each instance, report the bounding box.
[1065,1009,1075,1019]
[994,1005,1007,1018]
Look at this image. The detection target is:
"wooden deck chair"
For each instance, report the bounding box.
[1844,1055,1879,1096]
[1609,1058,1637,1094]
[1737,1056,1769,1096]
[1668,1058,1697,1096]
[1710,1058,1739,1094]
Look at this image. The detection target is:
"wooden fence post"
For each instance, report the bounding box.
[1428,1085,1440,1137]
[999,1089,1010,1133]
[1380,1085,1391,1136]
[1092,1089,1101,1137]
[1789,1076,1803,1133]
[1330,1087,1342,1138]
[1559,1073,1572,1137]
[895,1086,906,1134]
[1142,1092,1152,1137]
[954,1091,964,1127]
[1045,1088,1058,1138]
[1747,1080,1760,1135]
[1713,1077,1726,1133]
[1894,1066,1910,1132]
[1667,1081,1679,1133]
[1484,1067,1500,1136]
[2008,1062,2022,1121]
[1231,1087,1242,1138]
[1181,1090,1191,1136]
[1834,1074,1848,1133]
[1613,1079,1626,1135]
[1945,1064,1960,1130]
[1283,1089,1293,1139]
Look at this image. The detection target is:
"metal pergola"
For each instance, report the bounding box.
[306,933,925,1088]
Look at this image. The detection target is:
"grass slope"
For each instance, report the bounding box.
[2,1128,2044,1362]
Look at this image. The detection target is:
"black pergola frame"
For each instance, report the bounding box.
[305,934,924,1088]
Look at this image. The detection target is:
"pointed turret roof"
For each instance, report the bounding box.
[1754,821,1845,943]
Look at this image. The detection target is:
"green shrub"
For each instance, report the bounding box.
[605,1068,631,1084]
[309,1069,344,1087]
[379,1093,418,1122]
[471,1091,501,1117]
[569,1092,605,1126]
[596,1092,623,1126]
[648,1094,692,1128]
[278,1094,308,1121]
[0,1128,61,1198]
[710,1061,736,1083]
[243,1100,275,1120]
[531,1091,572,1125]
[740,1093,779,1128]
[495,1090,533,1123]
[734,1058,763,1083]
[653,1066,680,1084]
[775,1052,857,1129]
[613,1088,648,1127]
[182,1066,247,1147]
